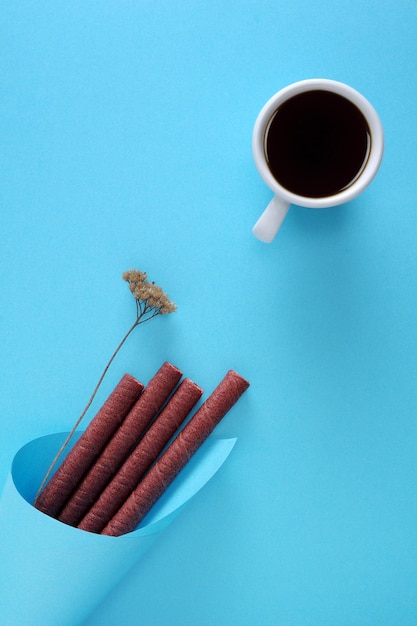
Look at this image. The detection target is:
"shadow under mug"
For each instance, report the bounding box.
[252,79,384,243]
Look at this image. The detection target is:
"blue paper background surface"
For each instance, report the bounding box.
[1,2,417,625]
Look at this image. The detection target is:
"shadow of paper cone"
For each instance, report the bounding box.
[0,432,236,626]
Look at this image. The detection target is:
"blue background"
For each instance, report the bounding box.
[1,1,417,624]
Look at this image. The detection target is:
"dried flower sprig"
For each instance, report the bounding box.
[34,269,176,502]
[123,269,177,316]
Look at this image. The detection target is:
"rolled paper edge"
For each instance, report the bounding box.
[0,435,237,626]
[6,431,238,538]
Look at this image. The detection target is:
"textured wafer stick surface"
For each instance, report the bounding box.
[102,370,249,536]
[34,374,144,518]
[58,362,182,527]
[78,378,203,533]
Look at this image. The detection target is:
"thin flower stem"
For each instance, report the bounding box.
[34,268,176,505]
[34,314,147,502]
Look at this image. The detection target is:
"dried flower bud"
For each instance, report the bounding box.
[123,269,177,315]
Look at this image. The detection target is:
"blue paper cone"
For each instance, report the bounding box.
[0,432,236,626]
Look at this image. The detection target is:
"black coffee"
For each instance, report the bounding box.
[264,90,371,198]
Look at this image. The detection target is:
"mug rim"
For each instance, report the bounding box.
[252,78,384,208]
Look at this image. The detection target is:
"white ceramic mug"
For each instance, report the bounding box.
[252,79,384,243]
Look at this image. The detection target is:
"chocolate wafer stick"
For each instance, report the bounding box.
[34,373,144,518]
[78,378,203,533]
[58,361,182,527]
[102,370,249,536]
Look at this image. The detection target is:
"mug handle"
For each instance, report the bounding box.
[252,195,290,243]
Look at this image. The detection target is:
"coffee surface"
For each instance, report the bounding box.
[265,90,370,198]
